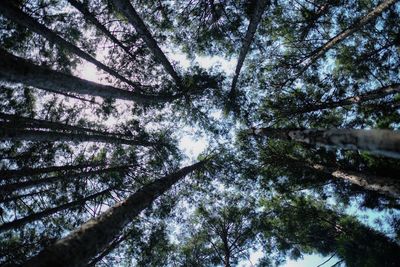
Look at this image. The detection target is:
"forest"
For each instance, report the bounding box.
[0,0,400,266]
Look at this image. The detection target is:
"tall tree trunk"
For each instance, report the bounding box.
[0,49,178,103]
[0,128,156,146]
[278,0,396,88]
[229,0,269,101]
[282,154,400,198]
[0,162,100,180]
[222,228,231,267]
[0,112,113,136]
[66,0,137,60]
[0,188,112,232]
[311,163,400,199]
[22,161,206,267]
[0,165,131,194]
[300,0,396,70]
[87,228,134,267]
[283,83,400,115]
[250,128,400,159]
[0,1,141,90]
[111,0,183,88]
[0,189,52,204]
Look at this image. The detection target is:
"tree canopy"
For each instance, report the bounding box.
[0,0,399,266]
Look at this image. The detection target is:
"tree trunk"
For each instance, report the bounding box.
[283,83,400,115]
[0,49,178,103]
[22,161,206,267]
[0,162,100,180]
[0,165,131,194]
[301,0,396,70]
[229,0,269,100]
[0,112,113,136]
[0,189,52,204]
[111,0,183,88]
[222,228,231,267]
[67,0,137,60]
[311,163,400,198]
[0,188,112,232]
[0,128,156,146]
[0,1,141,90]
[251,128,400,159]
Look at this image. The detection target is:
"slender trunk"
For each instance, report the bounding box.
[40,87,101,105]
[22,161,206,267]
[111,0,183,88]
[0,188,112,232]
[0,128,156,146]
[0,49,178,103]
[0,162,100,180]
[229,0,269,100]
[0,189,52,204]
[222,228,231,267]
[311,163,400,198]
[251,128,400,159]
[0,165,130,194]
[283,154,400,198]
[301,0,396,70]
[67,0,137,60]
[283,83,400,115]
[0,112,113,136]
[0,1,140,90]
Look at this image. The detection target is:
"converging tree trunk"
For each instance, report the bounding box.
[0,128,156,146]
[250,128,400,159]
[0,188,113,232]
[0,189,52,204]
[229,0,269,100]
[311,163,400,199]
[22,161,206,267]
[300,0,396,70]
[0,1,141,90]
[67,0,137,60]
[0,165,131,194]
[283,83,400,115]
[0,162,101,180]
[111,0,183,88]
[0,112,113,136]
[0,49,178,103]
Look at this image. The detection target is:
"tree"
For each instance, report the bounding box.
[250,127,400,159]
[259,196,400,267]
[0,49,179,103]
[1,0,400,266]
[0,0,142,90]
[22,160,207,267]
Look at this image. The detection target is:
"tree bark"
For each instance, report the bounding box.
[0,162,100,180]
[0,1,141,90]
[0,165,131,194]
[301,0,396,70]
[22,161,206,267]
[0,112,113,136]
[0,188,112,232]
[0,189,52,204]
[222,227,231,267]
[67,0,137,60]
[0,128,156,146]
[283,83,400,115]
[311,163,400,198]
[111,0,183,88]
[0,49,178,103]
[229,0,269,100]
[251,128,400,159]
